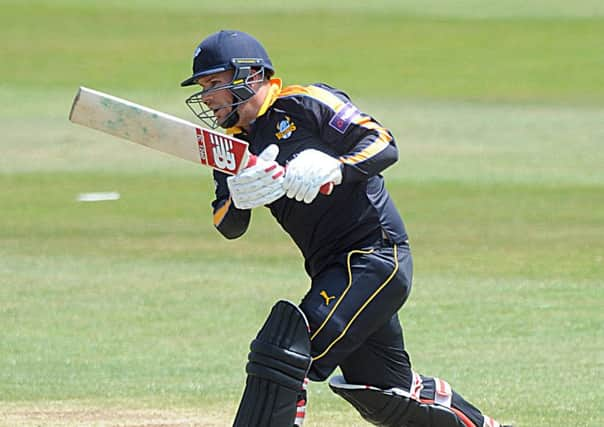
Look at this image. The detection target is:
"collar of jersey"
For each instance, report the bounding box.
[226,78,282,135]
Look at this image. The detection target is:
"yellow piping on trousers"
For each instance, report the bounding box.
[312,244,399,362]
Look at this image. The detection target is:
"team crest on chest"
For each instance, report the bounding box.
[275,116,297,140]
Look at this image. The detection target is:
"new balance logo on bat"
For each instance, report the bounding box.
[210,134,237,171]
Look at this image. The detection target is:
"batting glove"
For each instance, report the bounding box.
[227,144,286,209]
[283,149,342,204]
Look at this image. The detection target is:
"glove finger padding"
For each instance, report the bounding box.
[285,174,304,200]
[258,143,279,162]
[228,173,284,209]
[283,149,342,204]
[233,183,286,207]
[300,184,320,204]
[229,169,280,191]
[227,144,286,209]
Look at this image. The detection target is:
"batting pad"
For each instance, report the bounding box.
[329,375,467,427]
[233,300,312,427]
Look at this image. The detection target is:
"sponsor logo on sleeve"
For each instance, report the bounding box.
[329,102,358,134]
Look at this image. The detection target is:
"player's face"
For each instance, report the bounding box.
[196,70,235,125]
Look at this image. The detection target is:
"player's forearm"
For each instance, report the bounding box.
[212,198,251,239]
[338,134,398,183]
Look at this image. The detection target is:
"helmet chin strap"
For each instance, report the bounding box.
[219,108,240,129]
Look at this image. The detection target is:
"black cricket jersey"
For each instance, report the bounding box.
[211,79,408,277]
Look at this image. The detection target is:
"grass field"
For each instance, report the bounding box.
[1,1,603,426]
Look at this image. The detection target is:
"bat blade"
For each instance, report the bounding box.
[68,86,249,175]
[69,86,334,195]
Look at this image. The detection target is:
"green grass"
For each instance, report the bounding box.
[2,2,604,102]
[1,1,603,426]
[1,172,602,426]
[12,0,604,16]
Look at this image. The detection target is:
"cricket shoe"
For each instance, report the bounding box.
[484,415,513,427]
[293,397,306,427]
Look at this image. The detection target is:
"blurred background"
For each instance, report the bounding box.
[1,1,603,426]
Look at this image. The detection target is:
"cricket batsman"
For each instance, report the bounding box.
[180,29,512,427]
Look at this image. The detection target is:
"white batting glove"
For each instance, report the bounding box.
[283,149,342,204]
[227,144,286,209]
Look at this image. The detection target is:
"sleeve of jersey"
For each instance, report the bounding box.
[336,117,398,184]
[290,85,399,184]
[211,170,251,239]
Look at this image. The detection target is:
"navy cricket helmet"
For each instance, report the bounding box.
[180,30,274,87]
[181,30,275,129]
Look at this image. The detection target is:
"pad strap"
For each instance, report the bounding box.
[434,377,453,407]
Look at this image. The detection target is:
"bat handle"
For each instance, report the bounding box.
[319,182,334,195]
[246,155,334,196]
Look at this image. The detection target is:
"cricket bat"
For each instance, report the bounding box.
[69,87,333,193]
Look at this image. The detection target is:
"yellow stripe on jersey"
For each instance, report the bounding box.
[280,84,346,112]
[213,197,232,226]
[340,138,390,165]
[341,121,392,165]
[280,84,393,166]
